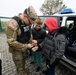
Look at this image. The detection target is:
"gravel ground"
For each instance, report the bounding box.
[0,32,76,75]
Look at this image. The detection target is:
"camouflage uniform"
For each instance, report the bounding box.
[5,6,37,75]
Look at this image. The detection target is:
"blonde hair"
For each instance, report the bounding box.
[35,17,42,25]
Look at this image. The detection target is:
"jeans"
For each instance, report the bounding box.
[46,58,60,75]
[31,50,42,68]
[47,66,55,75]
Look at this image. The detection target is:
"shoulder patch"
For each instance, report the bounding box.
[8,23,15,29]
[7,19,18,30]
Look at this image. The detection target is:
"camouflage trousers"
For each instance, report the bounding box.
[13,59,26,75]
[12,51,30,75]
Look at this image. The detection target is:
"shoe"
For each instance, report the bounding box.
[30,61,35,64]
[42,70,47,75]
[36,66,41,72]
[24,68,30,74]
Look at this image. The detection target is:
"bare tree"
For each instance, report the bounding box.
[40,0,67,15]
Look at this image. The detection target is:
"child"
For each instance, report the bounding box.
[31,17,46,72]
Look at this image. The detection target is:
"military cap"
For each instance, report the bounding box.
[24,6,37,24]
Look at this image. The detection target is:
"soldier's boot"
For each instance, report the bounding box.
[24,68,30,74]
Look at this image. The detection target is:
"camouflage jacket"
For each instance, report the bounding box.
[5,18,33,53]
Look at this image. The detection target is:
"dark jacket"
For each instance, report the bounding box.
[32,28,46,51]
[39,17,68,65]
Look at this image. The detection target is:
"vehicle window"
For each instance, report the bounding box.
[66,21,74,29]
[65,17,74,30]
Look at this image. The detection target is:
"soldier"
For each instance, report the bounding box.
[5,6,37,75]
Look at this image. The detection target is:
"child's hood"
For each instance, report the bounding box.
[44,17,58,33]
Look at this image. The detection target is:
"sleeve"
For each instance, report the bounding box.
[39,37,46,49]
[37,31,46,44]
[50,34,66,65]
[5,19,28,52]
[29,28,33,43]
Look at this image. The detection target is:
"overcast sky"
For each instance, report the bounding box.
[0,0,76,17]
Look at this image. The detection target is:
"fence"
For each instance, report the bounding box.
[0,16,11,31]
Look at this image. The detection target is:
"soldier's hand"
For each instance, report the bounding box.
[32,46,38,52]
[32,40,37,47]
[27,44,33,49]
